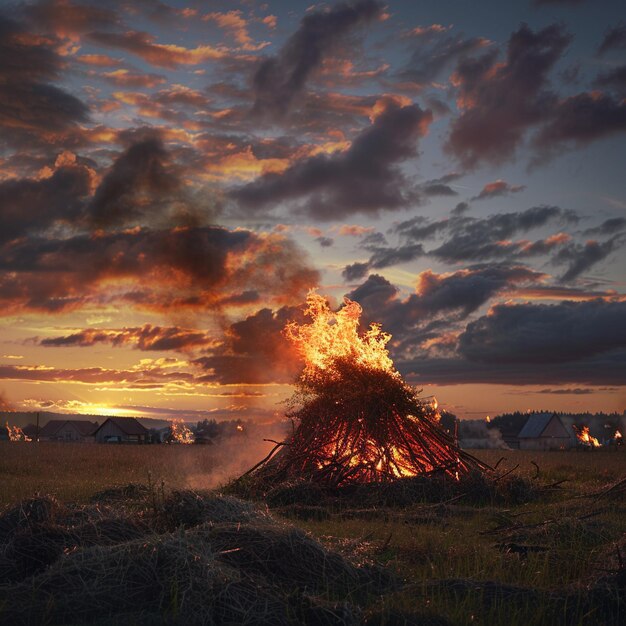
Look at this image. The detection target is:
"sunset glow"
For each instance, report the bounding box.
[0,0,624,423]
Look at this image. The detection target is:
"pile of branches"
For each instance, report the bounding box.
[240,359,490,489]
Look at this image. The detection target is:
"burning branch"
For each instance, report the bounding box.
[5,421,32,442]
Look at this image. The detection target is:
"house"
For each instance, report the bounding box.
[94,417,149,444]
[517,413,575,450]
[39,420,98,442]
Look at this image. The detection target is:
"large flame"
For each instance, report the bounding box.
[573,425,601,448]
[281,291,451,481]
[5,421,31,442]
[284,291,396,381]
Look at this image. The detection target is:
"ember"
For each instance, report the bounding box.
[168,419,194,444]
[5,421,32,442]
[243,292,488,487]
[573,425,601,448]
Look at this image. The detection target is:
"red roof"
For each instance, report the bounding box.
[94,417,148,436]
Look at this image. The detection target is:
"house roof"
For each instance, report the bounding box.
[518,413,562,438]
[95,417,148,436]
[39,420,98,437]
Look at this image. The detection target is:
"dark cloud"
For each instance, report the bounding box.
[0,14,89,147]
[429,205,574,263]
[399,29,491,87]
[41,324,214,352]
[193,306,304,384]
[345,265,544,347]
[251,0,383,120]
[598,24,626,56]
[583,217,626,236]
[351,206,575,272]
[451,201,470,215]
[232,102,432,219]
[0,227,318,313]
[0,157,93,243]
[554,236,622,281]
[471,179,525,201]
[24,0,118,35]
[401,350,626,386]
[446,23,571,167]
[458,300,626,364]
[532,92,626,157]
[418,173,462,197]
[342,262,370,281]
[316,236,334,247]
[593,65,626,95]
[89,137,182,228]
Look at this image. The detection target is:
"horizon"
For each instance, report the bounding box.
[1,0,625,421]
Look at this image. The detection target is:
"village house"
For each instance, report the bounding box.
[39,420,98,443]
[94,417,149,444]
[517,412,575,451]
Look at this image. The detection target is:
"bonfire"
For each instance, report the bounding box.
[243,292,488,487]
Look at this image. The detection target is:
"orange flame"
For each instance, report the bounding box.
[168,419,194,444]
[284,291,396,381]
[573,425,601,448]
[283,291,446,480]
[614,430,622,440]
[5,421,31,442]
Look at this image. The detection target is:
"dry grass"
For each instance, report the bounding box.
[1,443,624,625]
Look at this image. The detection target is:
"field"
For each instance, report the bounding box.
[0,442,624,625]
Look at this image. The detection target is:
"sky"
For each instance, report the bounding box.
[0,0,625,422]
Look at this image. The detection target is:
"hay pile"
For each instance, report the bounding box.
[0,489,394,625]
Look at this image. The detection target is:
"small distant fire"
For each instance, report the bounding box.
[236,424,244,432]
[486,415,491,423]
[573,425,601,448]
[614,430,623,444]
[5,421,31,442]
[168,419,194,444]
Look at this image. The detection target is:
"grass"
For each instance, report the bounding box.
[1,442,624,625]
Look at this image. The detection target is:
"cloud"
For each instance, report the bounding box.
[101,69,166,88]
[193,306,304,384]
[88,29,228,68]
[593,65,626,95]
[40,325,216,352]
[446,23,571,167]
[417,172,463,197]
[348,265,545,330]
[430,205,575,262]
[251,0,383,120]
[0,14,89,147]
[471,179,525,201]
[532,92,626,158]
[24,0,118,37]
[232,102,432,219]
[598,23,626,56]
[458,300,626,364]
[583,217,626,236]
[0,227,319,314]
[398,28,491,87]
[0,153,93,243]
[554,236,622,281]
[89,136,183,228]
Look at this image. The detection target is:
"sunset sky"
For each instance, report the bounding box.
[1,0,625,422]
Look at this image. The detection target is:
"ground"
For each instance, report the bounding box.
[0,443,624,625]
